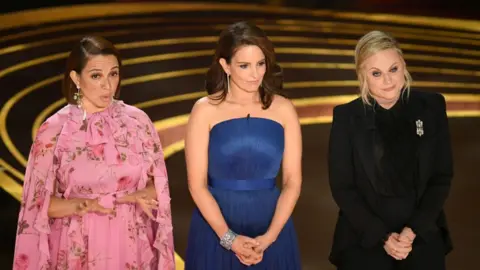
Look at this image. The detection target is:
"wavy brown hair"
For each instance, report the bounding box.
[62,35,122,104]
[205,21,284,109]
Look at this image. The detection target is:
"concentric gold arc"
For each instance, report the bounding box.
[2,43,479,82]
[2,17,480,47]
[0,3,479,32]
[2,22,480,56]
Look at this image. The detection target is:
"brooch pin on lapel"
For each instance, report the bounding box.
[416,120,424,137]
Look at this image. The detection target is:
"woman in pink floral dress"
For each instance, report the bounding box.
[13,36,175,270]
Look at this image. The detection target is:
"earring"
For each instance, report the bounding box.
[227,74,230,92]
[73,85,82,106]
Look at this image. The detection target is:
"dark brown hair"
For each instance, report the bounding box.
[205,21,284,109]
[62,36,122,104]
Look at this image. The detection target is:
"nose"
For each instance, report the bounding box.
[101,77,112,90]
[383,73,392,85]
[250,66,259,79]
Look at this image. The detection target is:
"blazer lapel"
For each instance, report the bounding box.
[352,105,379,189]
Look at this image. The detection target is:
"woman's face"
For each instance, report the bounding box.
[70,54,120,112]
[363,48,406,107]
[220,45,266,93]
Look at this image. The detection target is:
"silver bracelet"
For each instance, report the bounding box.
[219,229,238,250]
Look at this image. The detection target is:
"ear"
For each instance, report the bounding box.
[218,58,230,75]
[69,70,80,88]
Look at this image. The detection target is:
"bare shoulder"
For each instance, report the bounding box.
[189,96,218,124]
[271,95,298,118]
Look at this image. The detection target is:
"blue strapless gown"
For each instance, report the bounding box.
[185,117,301,269]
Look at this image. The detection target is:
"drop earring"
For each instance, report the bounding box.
[73,85,82,107]
[227,74,230,92]
[73,85,86,120]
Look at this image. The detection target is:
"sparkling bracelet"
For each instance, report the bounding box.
[219,229,238,250]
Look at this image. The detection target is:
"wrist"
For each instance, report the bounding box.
[264,230,278,243]
[382,232,392,243]
[71,198,87,215]
[219,229,237,250]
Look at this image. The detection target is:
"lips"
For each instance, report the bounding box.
[100,95,111,101]
[383,85,396,92]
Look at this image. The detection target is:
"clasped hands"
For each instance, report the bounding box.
[74,190,158,219]
[231,234,276,266]
[383,227,416,260]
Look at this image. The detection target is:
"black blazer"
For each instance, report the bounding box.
[328,90,453,265]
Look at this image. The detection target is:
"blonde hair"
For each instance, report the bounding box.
[354,30,412,105]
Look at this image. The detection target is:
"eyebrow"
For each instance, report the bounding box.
[236,59,266,64]
[88,66,119,72]
[368,62,399,71]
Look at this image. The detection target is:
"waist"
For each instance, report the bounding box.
[208,177,276,191]
[65,189,136,199]
[64,189,136,209]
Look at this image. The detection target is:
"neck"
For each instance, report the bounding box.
[373,94,400,110]
[227,85,260,105]
[80,98,110,114]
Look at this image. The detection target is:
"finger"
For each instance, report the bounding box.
[76,208,88,216]
[115,195,128,204]
[386,248,403,260]
[392,242,412,253]
[253,245,264,254]
[398,235,413,243]
[243,237,260,246]
[141,204,155,219]
[148,199,159,206]
[235,254,252,266]
[95,205,116,215]
[242,246,261,259]
[388,245,408,260]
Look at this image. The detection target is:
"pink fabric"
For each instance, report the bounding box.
[13,100,175,270]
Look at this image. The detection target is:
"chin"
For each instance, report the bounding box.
[95,101,111,109]
[381,92,400,101]
[243,85,261,92]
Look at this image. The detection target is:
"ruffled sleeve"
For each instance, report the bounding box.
[138,113,175,270]
[13,113,64,270]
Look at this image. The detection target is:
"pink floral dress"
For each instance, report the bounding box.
[13,100,175,270]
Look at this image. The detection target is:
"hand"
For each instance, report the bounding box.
[399,227,416,245]
[383,232,412,260]
[231,235,261,266]
[253,233,276,254]
[75,198,115,216]
[116,191,158,219]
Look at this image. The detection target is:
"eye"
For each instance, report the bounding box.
[372,71,381,77]
[239,64,248,69]
[91,73,101,79]
[258,61,266,66]
[390,66,398,73]
[110,71,119,77]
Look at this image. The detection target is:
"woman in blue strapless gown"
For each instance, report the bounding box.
[184,21,302,270]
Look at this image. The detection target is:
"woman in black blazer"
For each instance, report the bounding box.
[328,30,453,270]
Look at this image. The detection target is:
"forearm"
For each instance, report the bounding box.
[48,196,83,218]
[266,181,301,240]
[190,186,229,238]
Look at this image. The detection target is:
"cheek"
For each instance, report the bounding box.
[366,76,381,93]
[259,66,266,78]
[231,69,247,82]
[111,76,120,89]
[80,79,98,96]
[394,72,405,84]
